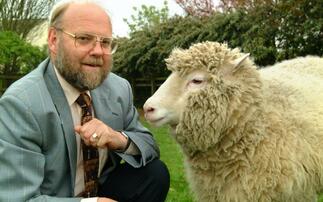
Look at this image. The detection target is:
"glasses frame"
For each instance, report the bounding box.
[55,27,117,55]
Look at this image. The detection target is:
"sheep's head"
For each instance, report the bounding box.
[144,42,260,153]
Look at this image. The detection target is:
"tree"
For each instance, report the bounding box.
[114,0,322,107]
[218,0,276,12]
[115,0,322,78]
[0,31,47,74]
[274,0,323,59]
[213,0,323,63]
[115,0,172,77]
[123,0,169,34]
[175,0,216,16]
[0,0,54,39]
[114,16,204,78]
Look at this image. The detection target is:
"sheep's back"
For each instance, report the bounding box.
[259,56,323,147]
[259,56,323,106]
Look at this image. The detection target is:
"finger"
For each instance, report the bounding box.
[76,129,95,145]
[96,135,108,148]
[74,125,89,142]
[95,128,111,148]
[82,119,105,139]
[74,125,82,133]
[90,133,100,143]
[80,122,96,139]
[78,119,102,142]
[82,138,91,146]
[87,122,108,148]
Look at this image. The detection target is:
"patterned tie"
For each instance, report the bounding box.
[76,93,99,197]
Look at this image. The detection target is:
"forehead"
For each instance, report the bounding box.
[62,3,112,36]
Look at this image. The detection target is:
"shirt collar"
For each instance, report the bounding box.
[53,66,90,106]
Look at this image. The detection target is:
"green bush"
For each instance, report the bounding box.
[0,31,47,74]
[114,0,322,79]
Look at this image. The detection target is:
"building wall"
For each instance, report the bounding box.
[26,21,48,47]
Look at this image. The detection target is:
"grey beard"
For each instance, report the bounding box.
[54,50,110,91]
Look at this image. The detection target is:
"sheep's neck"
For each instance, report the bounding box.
[218,104,265,153]
[184,108,266,187]
[183,99,266,166]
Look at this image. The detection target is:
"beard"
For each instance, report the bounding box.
[54,41,111,91]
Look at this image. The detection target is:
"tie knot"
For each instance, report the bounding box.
[76,93,91,108]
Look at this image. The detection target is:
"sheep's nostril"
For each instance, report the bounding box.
[144,106,155,114]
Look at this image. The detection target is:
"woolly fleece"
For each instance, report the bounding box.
[164,42,323,201]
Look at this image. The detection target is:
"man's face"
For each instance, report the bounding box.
[54,36,112,91]
[51,3,113,91]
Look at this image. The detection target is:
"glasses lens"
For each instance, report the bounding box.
[100,38,117,55]
[108,41,118,55]
[74,33,117,55]
[75,34,95,49]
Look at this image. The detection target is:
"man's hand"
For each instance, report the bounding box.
[74,118,128,151]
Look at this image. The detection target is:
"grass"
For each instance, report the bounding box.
[141,118,323,202]
[141,119,194,202]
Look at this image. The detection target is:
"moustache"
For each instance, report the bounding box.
[82,58,104,66]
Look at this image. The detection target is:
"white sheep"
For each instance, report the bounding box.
[143,41,323,202]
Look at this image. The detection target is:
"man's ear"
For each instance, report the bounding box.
[48,27,58,55]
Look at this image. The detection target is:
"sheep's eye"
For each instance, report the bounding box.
[186,73,207,91]
[191,79,203,85]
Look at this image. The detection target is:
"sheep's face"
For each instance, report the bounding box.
[144,42,250,130]
[144,41,260,153]
[143,68,210,128]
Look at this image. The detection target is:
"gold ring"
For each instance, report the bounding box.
[90,133,99,142]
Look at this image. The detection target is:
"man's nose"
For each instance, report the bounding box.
[90,41,104,55]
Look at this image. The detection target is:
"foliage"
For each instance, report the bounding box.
[215,0,323,63]
[0,31,47,74]
[175,0,216,16]
[0,0,54,38]
[238,0,323,65]
[123,0,169,34]
[114,0,322,79]
[113,16,203,78]
[274,0,323,60]
[218,0,274,11]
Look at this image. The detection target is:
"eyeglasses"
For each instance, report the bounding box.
[55,28,117,55]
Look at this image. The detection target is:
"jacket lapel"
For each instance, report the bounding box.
[43,60,77,190]
[91,88,121,130]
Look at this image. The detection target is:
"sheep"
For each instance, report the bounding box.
[143,41,323,202]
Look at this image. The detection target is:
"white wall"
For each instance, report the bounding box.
[26,21,48,47]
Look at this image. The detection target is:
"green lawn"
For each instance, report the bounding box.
[142,120,194,202]
[142,119,323,202]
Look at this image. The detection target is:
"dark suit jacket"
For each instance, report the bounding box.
[0,58,159,201]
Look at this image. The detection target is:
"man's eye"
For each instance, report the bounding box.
[76,35,92,42]
[101,39,112,47]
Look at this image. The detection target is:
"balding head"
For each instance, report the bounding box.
[49,0,112,32]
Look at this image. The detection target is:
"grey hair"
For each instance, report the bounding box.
[49,0,112,28]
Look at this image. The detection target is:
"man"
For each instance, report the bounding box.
[0,0,170,201]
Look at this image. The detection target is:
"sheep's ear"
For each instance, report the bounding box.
[221,53,250,78]
[232,53,250,73]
